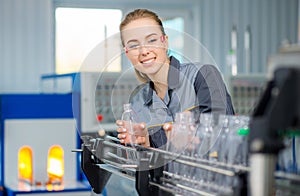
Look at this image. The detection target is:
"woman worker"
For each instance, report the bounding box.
[116,8,235,149]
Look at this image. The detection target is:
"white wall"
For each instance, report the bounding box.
[199,0,298,74]
[0,0,54,93]
[0,0,200,93]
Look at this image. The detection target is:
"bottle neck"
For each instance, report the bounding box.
[123,103,132,112]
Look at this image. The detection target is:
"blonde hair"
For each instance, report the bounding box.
[120,9,166,83]
[120,9,165,46]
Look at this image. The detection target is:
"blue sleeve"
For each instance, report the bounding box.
[194,64,235,115]
[148,126,167,148]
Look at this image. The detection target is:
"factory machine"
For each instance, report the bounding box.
[70,71,140,134]
[78,50,300,195]
[0,92,91,196]
[3,50,299,196]
[40,71,141,195]
[227,74,267,116]
[77,68,300,196]
[40,70,140,134]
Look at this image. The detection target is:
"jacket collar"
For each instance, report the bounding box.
[144,56,181,106]
[168,56,181,89]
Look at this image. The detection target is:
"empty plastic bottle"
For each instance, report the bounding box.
[121,103,138,146]
[167,112,195,179]
[121,103,139,162]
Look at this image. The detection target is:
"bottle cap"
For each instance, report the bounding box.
[123,103,131,111]
[238,128,249,135]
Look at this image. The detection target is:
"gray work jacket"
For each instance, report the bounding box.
[129,56,234,148]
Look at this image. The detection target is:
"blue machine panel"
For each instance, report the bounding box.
[0,93,85,195]
[0,94,74,119]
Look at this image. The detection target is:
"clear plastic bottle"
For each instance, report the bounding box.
[227,116,241,165]
[214,114,230,187]
[225,115,248,187]
[195,113,214,159]
[121,103,137,146]
[238,115,250,166]
[216,114,230,164]
[220,115,237,187]
[166,112,195,183]
[167,112,194,153]
[201,114,228,188]
[121,103,138,163]
[193,113,214,188]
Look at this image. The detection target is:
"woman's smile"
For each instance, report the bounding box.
[140,57,156,65]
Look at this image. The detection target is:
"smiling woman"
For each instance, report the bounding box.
[55,8,122,73]
[116,8,235,150]
[121,17,170,83]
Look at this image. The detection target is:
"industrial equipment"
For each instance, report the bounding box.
[78,65,300,195]
[249,66,300,196]
[41,71,140,133]
[0,93,91,196]
[227,74,267,115]
[40,71,140,195]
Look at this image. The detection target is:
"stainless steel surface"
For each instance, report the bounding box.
[275,171,300,182]
[99,164,135,181]
[148,146,250,172]
[71,149,83,152]
[174,159,235,176]
[105,135,121,143]
[83,135,300,196]
[148,181,178,195]
[250,154,276,196]
[163,171,233,196]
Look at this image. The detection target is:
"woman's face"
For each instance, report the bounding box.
[121,18,169,77]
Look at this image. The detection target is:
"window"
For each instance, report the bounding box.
[55,8,122,74]
[163,17,184,62]
[55,7,196,73]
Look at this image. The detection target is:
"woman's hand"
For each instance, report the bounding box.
[116,120,150,148]
[163,123,173,139]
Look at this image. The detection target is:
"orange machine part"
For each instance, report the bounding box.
[18,146,33,184]
[47,145,64,184]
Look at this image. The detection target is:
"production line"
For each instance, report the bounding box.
[78,64,300,196]
[0,0,298,195]
[1,50,300,196]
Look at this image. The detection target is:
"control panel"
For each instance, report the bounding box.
[41,71,140,133]
[81,71,140,132]
[227,74,267,115]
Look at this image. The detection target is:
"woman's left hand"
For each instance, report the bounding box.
[116,120,150,148]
